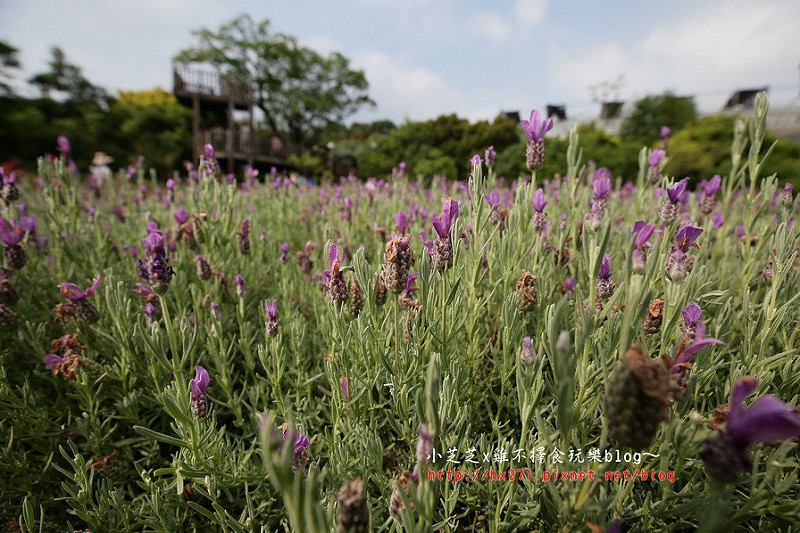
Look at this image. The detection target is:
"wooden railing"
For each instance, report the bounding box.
[196,128,302,162]
[173,65,253,102]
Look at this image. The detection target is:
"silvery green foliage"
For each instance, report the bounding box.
[1,95,800,531]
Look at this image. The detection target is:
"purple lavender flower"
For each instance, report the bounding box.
[702,377,800,482]
[596,253,615,300]
[281,428,312,469]
[57,276,103,323]
[321,242,348,304]
[679,301,703,341]
[58,276,102,301]
[471,154,482,169]
[522,110,554,143]
[432,197,459,239]
[484,145,497,166]
[591,173,612,210]
[664,249,687,280]
[676,321,725,359]
[531,188,547,232]
[210,302,221,320]
[416,423,433,463]
[430,197,459,271]
[395,211,409,234]
[675,225,703,253]
[340,377,349,400]
[631,221,656,273]
[175,209,190,225]
[646,150,666,184]
[564,277,576,293]
[144,302,158,326]
[660,178,689,223]
[522,110,554,170]
[57,135,71,155]
[44,354,64,369]
[486,190,501,209]
[712,212,724,229]
[520,336,535,364]
[190,366,211,419]
[660,126,671,149]
[0,217,27,269]
[667,178,689,202]
[696,175,722,213]
[234,274,247,296]
[139,230,175,294]
[532,188,547,213]
[265,299,279,337]
[650,150,666,168]
[1,171,19,203]
[278,242,289,264]
[199,144,219,178]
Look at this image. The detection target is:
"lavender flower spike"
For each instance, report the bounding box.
[702,376,800,482]
[58,275,102,302]
[265,299,279,337]
[531,188,548,232]
[596,253,615,299]
[646,149,667,183]
[680,301,703,341]
[430,197,459,271]
[1,218,26,269]
[190,365,211,419]
[431,197,459,239]
[522,110,554,142]
[139,230,175,294]
[660,178,689,223]
[649,150,666,168]
[682,302,702,327]
[58,275,102,323]
[675,225,703,252]
[522,110,554,170]
[726,377,800,445]
[666,178,689,203]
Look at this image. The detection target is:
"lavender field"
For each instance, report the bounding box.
[1,94,799,532]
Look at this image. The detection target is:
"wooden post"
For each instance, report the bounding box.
[226,98,234,174]
[192,95,200,165]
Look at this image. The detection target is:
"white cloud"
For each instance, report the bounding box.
[467,12,513,43]
[515,0,549,27]
[547,0,800,112]
[353,51,463,121]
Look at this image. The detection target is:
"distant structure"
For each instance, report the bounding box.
[172,65,293,173]
[533,86,800,142]
[723,87,769,110]
[718,87,800,143]
[546,105,567,120]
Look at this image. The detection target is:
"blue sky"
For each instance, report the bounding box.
[2,0,799,124]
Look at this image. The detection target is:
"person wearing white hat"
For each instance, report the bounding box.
[90,151,114,187]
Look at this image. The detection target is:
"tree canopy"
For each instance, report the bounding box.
[28,46,107,105]
[620,92,697,146]
[0,40,21,96]
[173,14,374,149]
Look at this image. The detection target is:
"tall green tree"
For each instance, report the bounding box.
[174,14,374,148]
[28,46,107,105]
[620,92,697,146]
[0,40,21,96]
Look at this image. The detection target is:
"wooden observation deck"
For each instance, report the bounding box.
[173,65,294,173]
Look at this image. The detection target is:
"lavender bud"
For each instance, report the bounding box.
[520,336,535,364]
